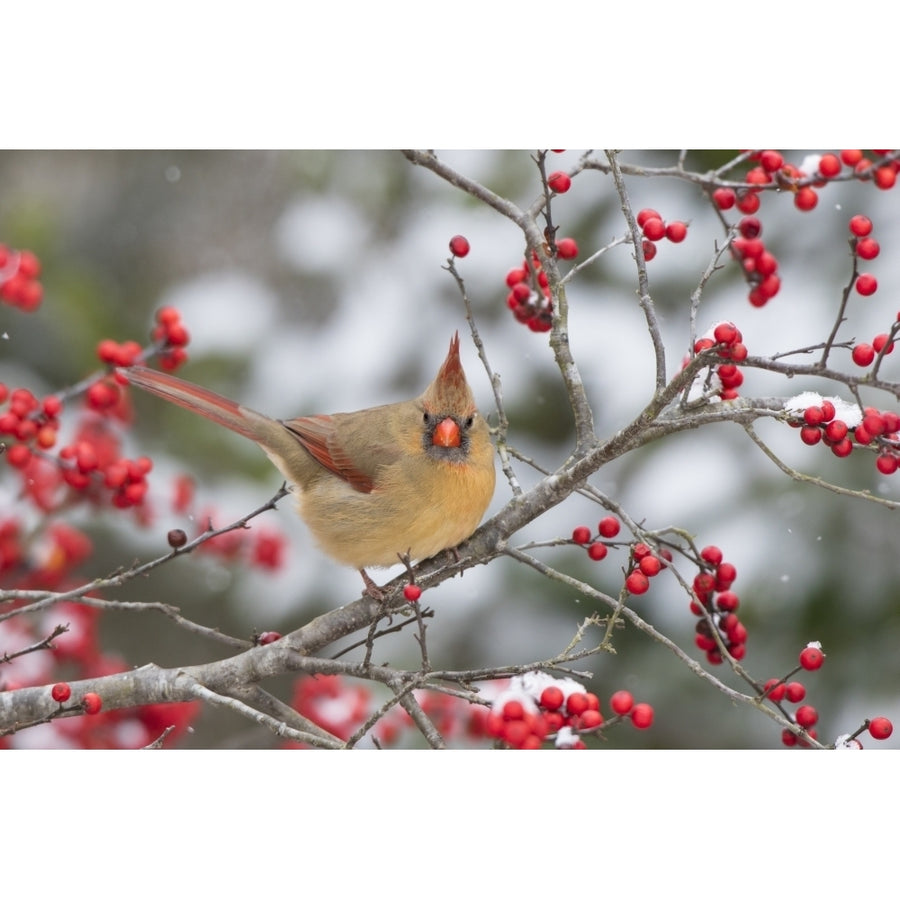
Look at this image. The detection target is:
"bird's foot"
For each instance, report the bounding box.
[358,568,386,601]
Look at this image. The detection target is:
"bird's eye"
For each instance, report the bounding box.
[423,412,430,425]
[465,415,474,428]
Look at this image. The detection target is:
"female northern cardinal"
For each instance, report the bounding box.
[120,333,495,589]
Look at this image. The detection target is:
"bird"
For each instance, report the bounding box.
[119,332,496,594]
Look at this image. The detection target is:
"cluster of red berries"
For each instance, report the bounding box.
[713,151,897,224]
[760,644,823,746]
[852,329,894,367]
[623,541,669,595]
[691,321,748,399]
[572,516,671,595]
[2,384,154,510]
[0,244,43,312]
[791,396,859,459]
[0,386,63,468]
[483,672,654,749]
[2,305,198,514]
[689,545,745,664]
[149,306,190,371]
[636,208,689,261]
[733,215,782,307]
[504,252,554,333]
[759,641,893,748]
[287,673,371,745]
[789,394,900,473]
[822,150,898,191]
[61,439,153,508]
[1,602,200,748]
[848,213,880,298]
[49,682,103,714]
[183,503,287,570]
[572,514,622,561]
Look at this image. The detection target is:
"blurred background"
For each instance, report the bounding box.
[2,149,898,748]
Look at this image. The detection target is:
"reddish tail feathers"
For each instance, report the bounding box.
[119,366,262,441]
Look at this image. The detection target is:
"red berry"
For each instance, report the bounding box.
[598,516,620,538]
[759,150,784,173]
[874,166,896,190]
[803,406,825,426]
[831,437,853,458]
[713,322,738,345]
[746,167,771,186]
[86,380,119,410]
[630,703,654,729]
[511,282,532,303]
[736,191,761,214]
[5,443,31,468]
[571,709,599,732]
[556,237,578,259]
[610,690,634,716]
[781,728,798,747]
[641,239,657,261]
[713,188,735,210]
[625,570,649,594]
[795,705,818,729]
[755,251,778,276]
[587,542,608,561]
[700,545,723,566]
[856,237,880,260]
[81,692,103,715]
[403,584,422,602]
[540,686,565,711]
[855,273,878,296]
[868,717,893,740]
[818,153,842,178]
[637,208,661,227]
[51,682,72,703]
[505,268,527,287]
[738,216,762,239]
[785,681,806,703]
[852,343,875,366]
[641,217,666,242]
[566,692,589,716]
[715,591,740,612]
[547,171,572,193]
[758,274,781,300]
[841,149,864,167]
[800,426,822,446]
[824,419,848,442]
[716,561,737,586]
[257,631,282,645]
[665,221,687,243]
[448,235,470,258]
[632,542,652,561]
[876,453,898,475]
[763,679,786,702]
[799,645,825,670]
[502,699,525,720]
[639,555,661,577]
[572,525,592,544]
[849,214,873,237]
[794,187,818,211]
[863,412,885,437]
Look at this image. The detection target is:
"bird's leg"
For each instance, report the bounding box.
[358,568,386,601]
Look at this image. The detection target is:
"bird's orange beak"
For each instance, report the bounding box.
[432,416,461,448]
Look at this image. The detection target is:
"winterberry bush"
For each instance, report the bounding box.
[1,149,897,749]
